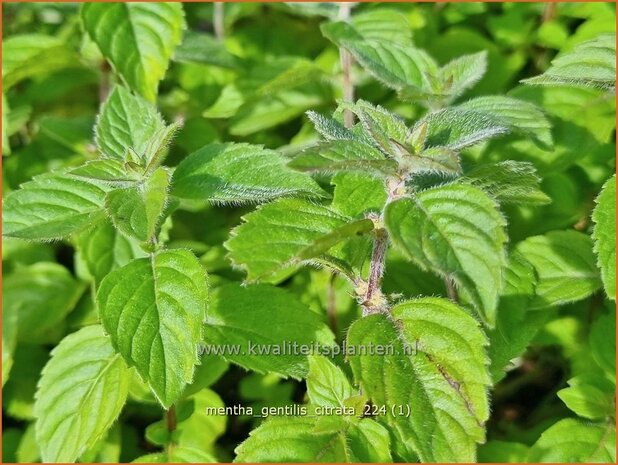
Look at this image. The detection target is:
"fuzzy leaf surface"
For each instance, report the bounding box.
[34,325,131,463]
[97,249,207,407]
[386,184,507,326]
[592,175,616,299]
[172,142,323,203]
[347,298,490,462]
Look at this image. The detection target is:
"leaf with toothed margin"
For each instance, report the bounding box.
[522,33,616,90]
[416,108,510,150]
[440,51,488,100]
[306,355,353,408]
[456,96,553,149]
[592,175,616,300]
[347,297,490,462]
[70,160,142,188]
[462,161,550,206]
[289,140,396,177]
[515,230,601,309]
[97,249,207,408]
[225,198,374,281]
[81,3,185,101]
[2,171,110,241]
[94,87,166,161]
[105,167,170,242]
[33,325,131,463]
[202,284,334,378]
[385,184,508,326]
[172,143,324,204]
[306,111,359,141]
[528,419,616,462]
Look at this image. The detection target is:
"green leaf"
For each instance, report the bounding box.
[523,33,616,90]
[174,30,242,69]
[34,325,131,463]
[306,111,358,141]
[331,172,387,217]
[457,96,553,149]
[528,419,616,462]
[234,416,391,463]
[463,161,551,206]
[589,308,616,379]
[70,160,142,187]
[487,252,548,382]
[172,142,324,204]
[307,355,353,408]
[76,219,146,285]
[592,175,616,299]
[347,298,490,462]
[515,230,602,309]
[3,263,84,342]
[558,376,614,420]
[81,3,185,101]
[225,198,374,280]
[95,86,166,161]
[133,447,217,463]
[202,283,334,378]
[2,303,18,387]
[478,441,529,463]
[105,167,170,242]
[2,34,76,89]
[289,140,396,176]
[97,249,207,407]
[417,108,510,150]
[386,184,507,326]
[439,51,487,100]
[3,171,109,241]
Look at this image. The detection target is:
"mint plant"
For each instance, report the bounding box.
[2,2,616,463]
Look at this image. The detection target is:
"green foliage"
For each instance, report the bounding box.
[33,325,131,462]
[2,2,615,464]
[97,249,207,407]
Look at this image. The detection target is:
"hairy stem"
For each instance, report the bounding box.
[213,2,225,41]
[327,273,338,333]
[338,2,354,128]
[362,228,389,316]
[445,276,458,302]
[166,404,177,454]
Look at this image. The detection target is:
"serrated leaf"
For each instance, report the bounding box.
[289,140,396,176]
[95,86,166,162]
[386,184,507,326]
[463,160,551,206]
[81,3,185,101]
[2,34,76,89]
[558,376,614,420]
[97,249,207,407]
[417,108,510,150]
[105,167,170,242]
[440,51,488,100]
[3,171,109,240]
[306,111,358,141]
[172,142,324,204]
[76,219,146,285]
[592,175,616,299]
[347,298,490,462]
[34,325,131,463]
[339,100,408,151]
[457,96,553,149]
[528,419,616,462]
[225,198,374,280]
[307,355,353,408]
[487,252,548,382]
[234,416,391,463]
[515,230,602,309]
[202,283,334,378]
[3,262,84,342]
[523,33,616,90]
